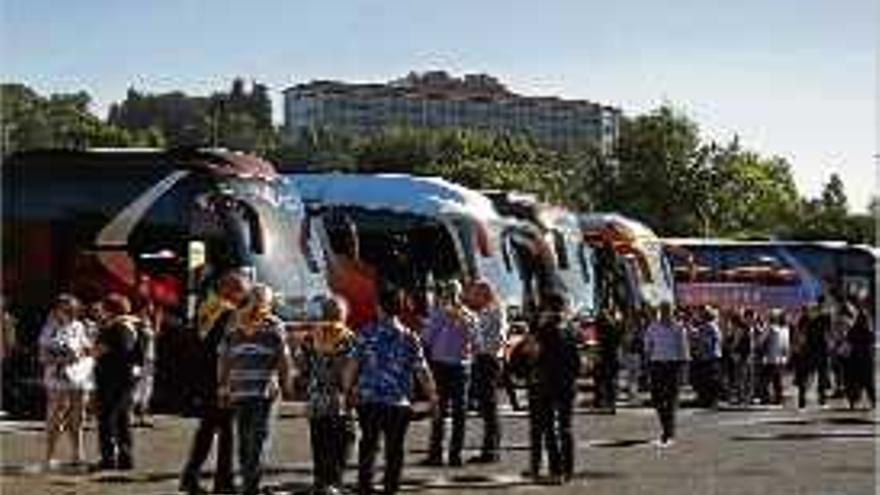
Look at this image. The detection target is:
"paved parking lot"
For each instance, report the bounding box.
[1,394,876,495]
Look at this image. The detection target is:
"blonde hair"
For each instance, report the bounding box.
[236,284,275,329]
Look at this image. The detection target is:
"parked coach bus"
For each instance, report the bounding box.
[580,213,675,312]
[664,238,876,310]
[2,149,328,416]
[287,173,526,324]
[484,191,596,321]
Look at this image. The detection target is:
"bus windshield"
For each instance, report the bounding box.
[219,179,328,321]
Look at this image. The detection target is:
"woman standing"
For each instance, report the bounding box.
[217,285,292,495]
[299,296,356,495]
[468,280,508,464]
[39,294,94,470]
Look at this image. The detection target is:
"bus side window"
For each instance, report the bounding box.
[553,230,570,270]
[501,229,515,273]
[578,243,592,285]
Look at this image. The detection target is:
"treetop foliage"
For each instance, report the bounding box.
[0,82,872,243]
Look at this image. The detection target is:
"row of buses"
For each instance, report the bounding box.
[3,148,874,414]
[2,148,671,415]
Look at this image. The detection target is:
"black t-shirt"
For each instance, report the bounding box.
[96,316,141,389]
[534,317,581,397]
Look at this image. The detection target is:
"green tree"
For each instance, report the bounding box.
[1,83,147,154]
[612,105,707,235]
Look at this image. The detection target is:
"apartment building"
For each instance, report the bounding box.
[283,71,620,153]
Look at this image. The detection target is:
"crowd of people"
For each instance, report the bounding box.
[12,268,876,495]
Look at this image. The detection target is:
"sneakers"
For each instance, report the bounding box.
[41,459,63,472]
[653,437,675,448]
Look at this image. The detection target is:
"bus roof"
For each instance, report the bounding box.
[4,148,279,179]
[580,212,659,242]
[287,173,502,222]
[482,190,580,233]
[663,237,868,251]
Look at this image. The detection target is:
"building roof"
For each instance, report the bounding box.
[283,72,621,113]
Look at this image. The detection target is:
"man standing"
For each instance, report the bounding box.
[844,296,875,409]
[217,285,292,495]
[796,301,831,409]
[180,271,250,494]
[644,302,690,446]
[528,292,580,484]
[342,285,438,495]
[691,307,723,408]
[95,293,142,470]
[420,280,475,467]
[595,305,622,412]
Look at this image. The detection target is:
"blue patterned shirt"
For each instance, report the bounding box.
[350,317,428,407]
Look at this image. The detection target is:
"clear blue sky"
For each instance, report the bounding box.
[2,0,876,211]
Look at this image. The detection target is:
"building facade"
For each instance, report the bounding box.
[283,71,620,154]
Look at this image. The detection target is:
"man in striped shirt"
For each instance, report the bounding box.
[218,285,292,495]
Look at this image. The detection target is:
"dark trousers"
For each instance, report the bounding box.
[357,403,411,495]
[235,399,273,495]
[595,356,619,410]
[309,415,353,488]
[649,361,683,442]
[181,405,234,489]
[528,385,574,477]
[500,363,521,410]
[845,355,876,408]
[97,385,134,468]
[758,364,784,405]
[428,362,468,462]
[472,355,501,456]
[795,354,829,408]
[691,359,721,407]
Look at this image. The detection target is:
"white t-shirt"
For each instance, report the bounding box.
[39,318,94,392]
[644,320,690,362]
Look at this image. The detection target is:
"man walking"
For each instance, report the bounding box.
[644,302,689,446]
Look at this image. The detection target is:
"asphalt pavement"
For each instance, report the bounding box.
[1,391,876,495]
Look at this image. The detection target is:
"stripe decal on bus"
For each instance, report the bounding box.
[94,170,191,286]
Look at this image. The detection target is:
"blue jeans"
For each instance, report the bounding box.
[235,398,273,495]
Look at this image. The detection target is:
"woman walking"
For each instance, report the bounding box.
[39,294,94,470]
